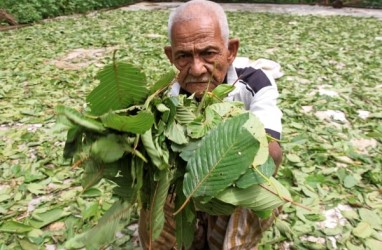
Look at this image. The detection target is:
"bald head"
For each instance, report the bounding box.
[168,0,229,46]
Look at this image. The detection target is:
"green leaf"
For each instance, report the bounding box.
[81,187,102,198]
[148,170,172,241]
[84,200,133,249]
[56,105,105,133]
[365,239,382,250]
[63,126,83,159]
[286,154,301,163]
[81,158,105,191]
[243,113,269,166]
[164,121,188,145]
[175,182,195,249]
[211,84,235,99]
[275,219,293,238]
[0,221,33,233]
[87,62,148,115]
[91,134,125,163]
[82,202,100,220]
[141,129,169,170]
[193,197,235,215]
[175,105,197,125]
[29,208,70,229]
[217,177,290,212]
[359,208,382,230]
[183,113,259,200]
[352,221,373,238]
[149,69,176,94]
[344,175,358,188]
[101,111,154,134]
[18,239,39,250]
[236,156,276,188]
[186,108,222,139]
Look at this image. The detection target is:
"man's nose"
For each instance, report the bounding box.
[189,56,207,76]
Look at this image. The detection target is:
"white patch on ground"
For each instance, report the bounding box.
[328,60,346,70]
[301,105,313,113]
[357,110,370,119]
[300,235,325,244]
[0,185,10,192]
[45,244,56,250]
[286,76,310,84]
[351,138,378,154]
[312,205,354,249]
[126,223,140,246]
[315,110,349,127]
[376,37,382,41]
[46,221,66,231]
[280,241,293,250]
[318,86,339,97]
[0,123,43,132]
[319,204,352,229]
[144,33,165,39]
[28,195,53,213]
[50,47,118,70]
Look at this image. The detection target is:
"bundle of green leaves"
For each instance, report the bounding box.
[56,57,292,249]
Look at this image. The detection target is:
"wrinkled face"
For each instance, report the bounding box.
[165,16,238,98]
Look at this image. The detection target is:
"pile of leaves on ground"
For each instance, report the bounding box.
[0,0,136,24]
[0,8,381,250]
[54,52,291,249]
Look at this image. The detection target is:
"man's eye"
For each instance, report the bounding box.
[202,51,217,58]
[177,54,189,59]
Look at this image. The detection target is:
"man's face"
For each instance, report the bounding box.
[165,16,238,98]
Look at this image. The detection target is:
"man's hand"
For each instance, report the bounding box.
[269,141,282,175]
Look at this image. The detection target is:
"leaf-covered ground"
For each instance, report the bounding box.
[0,8,381,250]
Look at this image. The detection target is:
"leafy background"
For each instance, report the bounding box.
[0,7,381,250]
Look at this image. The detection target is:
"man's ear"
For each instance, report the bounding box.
[164,46,173,64]
[227,38,239,64]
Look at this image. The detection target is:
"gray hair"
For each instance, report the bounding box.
[168,0,229,46]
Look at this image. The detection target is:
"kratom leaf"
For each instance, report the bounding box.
[235,156,276,188]
[85,200,133,250]
[164,121,188,145]
[63,126,83,159]
[87,62,148,115]
[149,69,176,94]
[217,177,291,212]
[101,111,154,134]
[141,129,169,170]
[186,108,222,139]
[208,102,244,118]
[243,113,269,166]
[56,105,105,133]
[177,140,201,162]
[148,170,172,241]
[175,182,195,250]
[352,221,373,238]
[193,197,235,216]
[182,113,259,201]
[211,84,235,100]
[29,208,70,229]
[91,134,125,163]
[109,158,141,203]
[81,158,106,191]
[0,221,33,233]
[175,105,197,125]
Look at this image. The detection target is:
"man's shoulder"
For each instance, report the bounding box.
[235,67,272,94]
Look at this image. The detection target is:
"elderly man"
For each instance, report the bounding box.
[139,0,282,249]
